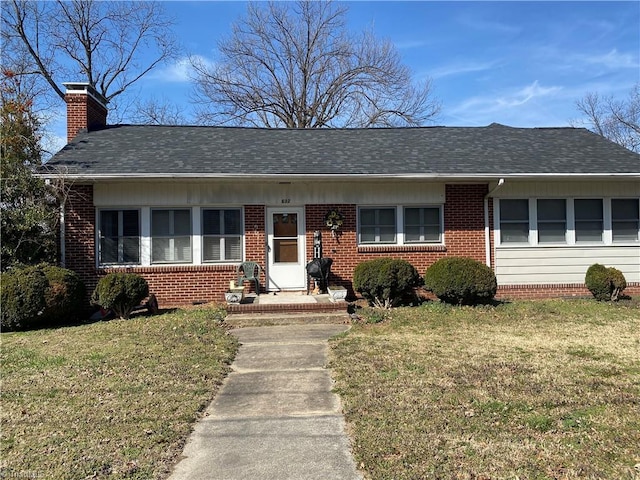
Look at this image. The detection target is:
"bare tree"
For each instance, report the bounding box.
[191,1,439,128]
[1,0,177,118]
[131,97,187,125]
[573,83,640,153]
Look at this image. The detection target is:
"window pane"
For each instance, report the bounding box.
[501,200,528,221]
[404,208,421,225]
[379,227,396,243]
[174,237,191,262]
[173,210,191,236]
[378,208,395,226]
[100,211,119,237]
[122,237,140,263]
[538,222,566,243]
[537,199,566,221]
[360,209,376,225]
[203,236,221,261]
[575,199,602,221]
[152,210,170,236]
[224,210,241,234]
[576,221,603,242]
[100,237,118,263]
[202,210,221,235]
[360,227,376,243]
[612,199,639,220]
[424,225,441,242]
[225,236,242,261]
[424,208,440,225]
[152,238,170,262]
[613,221,639,242]
[501,223,529,243]
[122,210,139,236]
[405,226,421,242]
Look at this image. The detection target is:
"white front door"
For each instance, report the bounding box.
[266,207,306,291]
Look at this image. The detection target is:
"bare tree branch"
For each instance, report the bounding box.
[572,83,640,153]
[2,0,178,112]
[191,0,440,128]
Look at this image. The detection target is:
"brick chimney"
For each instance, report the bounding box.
[63,82,108,143]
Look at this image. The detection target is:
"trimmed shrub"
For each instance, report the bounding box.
[91,273,149,319]
[40,265,86,323]
[585,263,627,301]
[353,258,420,308]
[0,266,49,331]
[424,256,497,306]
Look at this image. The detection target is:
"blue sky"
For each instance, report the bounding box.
[48,1,639,150]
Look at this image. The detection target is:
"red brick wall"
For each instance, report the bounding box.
[497,283,640,300]
[64,185,97,295]
[65,92,107,142]
[304,184,489,295]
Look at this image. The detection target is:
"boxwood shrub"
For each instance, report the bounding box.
[91,272,149,319]
[353,258,420,308]
[40,264,86,323]
[424,256,497,306]
[0,264,87,331]
[585,263,627,301]
[0,266,49,331]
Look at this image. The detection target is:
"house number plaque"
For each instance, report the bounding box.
[281,199,291,204]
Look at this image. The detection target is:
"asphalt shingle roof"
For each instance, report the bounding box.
[45,123,640,177]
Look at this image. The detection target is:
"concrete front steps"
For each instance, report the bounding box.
[224,291,351,326]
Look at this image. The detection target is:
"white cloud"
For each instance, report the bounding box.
[150,55,216,83]
[446,81,565,127]
[431,60,498,79]
[579,49,639,70]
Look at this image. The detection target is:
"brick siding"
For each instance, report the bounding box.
[65,92,107,142]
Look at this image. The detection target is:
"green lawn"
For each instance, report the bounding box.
[330,299,640,480]
[0,307,238,479]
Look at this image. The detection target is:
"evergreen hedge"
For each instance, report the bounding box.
[424,256,497,306]
[353,258,420,308]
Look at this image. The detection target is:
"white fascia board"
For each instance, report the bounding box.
[37,172,640,183]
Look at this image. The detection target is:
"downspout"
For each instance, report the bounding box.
[59,200,66,268]
[484,179,505,267]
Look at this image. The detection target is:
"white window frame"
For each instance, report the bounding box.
[358,205,444,246]
[496,197,640,247]
[201,207,244,263]
[97,208,141,266]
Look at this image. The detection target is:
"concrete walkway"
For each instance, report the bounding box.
[169,324,362,480]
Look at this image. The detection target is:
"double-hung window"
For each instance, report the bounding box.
[99,210,140,264]
[537,199,566,243]
[359,207,396,244]
[404,207,441,243]
[612,199,640,242]
[499,199,529,244]
[575,199,603,242]
[202,209,242,262]
[151,209,192,263]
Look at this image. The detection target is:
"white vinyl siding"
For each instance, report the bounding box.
[495,246,640,285]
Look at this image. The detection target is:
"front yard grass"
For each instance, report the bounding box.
[330,299,640,480]
[1,306,238,479]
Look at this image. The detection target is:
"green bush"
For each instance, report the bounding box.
[585,263,627,301]
[91,273,149,319]
[424,256,497,306]
[40,265,86,323]
[353,258,420,308]
[1,266,49,331]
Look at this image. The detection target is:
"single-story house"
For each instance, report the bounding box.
[43,83,640,305]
